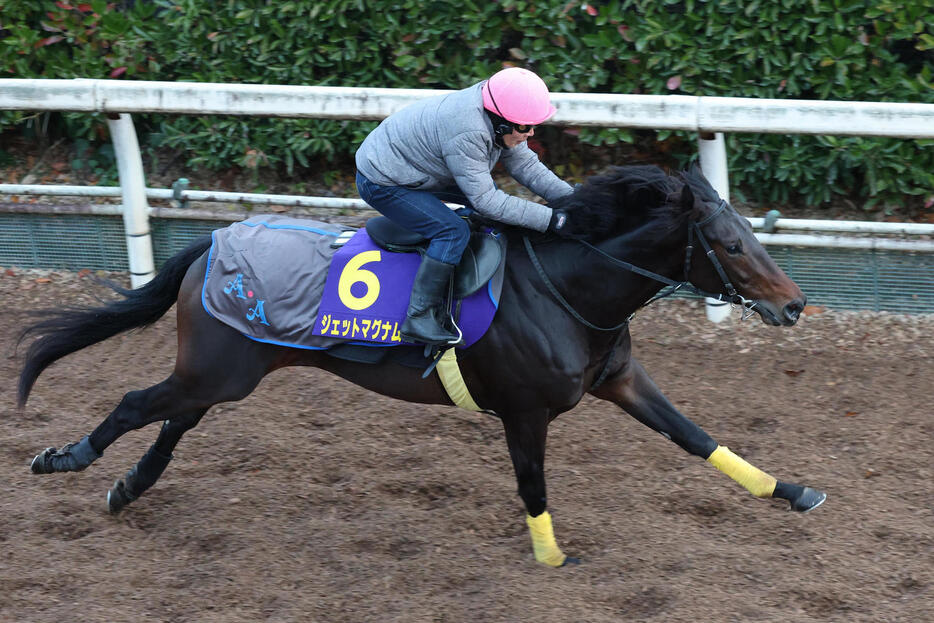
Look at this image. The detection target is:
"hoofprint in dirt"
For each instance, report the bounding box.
[0,268,930,623]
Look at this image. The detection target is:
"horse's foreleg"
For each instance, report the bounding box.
[106,410,207,513]
[590,357,826,512]
[502,412,579,567]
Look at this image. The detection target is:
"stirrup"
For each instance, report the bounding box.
[399,316,461,349]
[444,311,464,345]
[406,274,463,350]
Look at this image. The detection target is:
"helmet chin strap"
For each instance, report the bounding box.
[485,80,517,148]
[485,110,512,149]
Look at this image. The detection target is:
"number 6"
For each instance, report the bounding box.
[338,250,381,310]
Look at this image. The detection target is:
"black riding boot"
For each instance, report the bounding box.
[400,256,461,346]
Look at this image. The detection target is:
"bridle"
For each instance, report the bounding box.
[522,198,761,334]
[682,198,759,320]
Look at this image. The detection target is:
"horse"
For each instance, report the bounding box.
[16,164,826,567]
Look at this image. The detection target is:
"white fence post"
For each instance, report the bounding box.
[697,132,732,323]
[106,113,155,287]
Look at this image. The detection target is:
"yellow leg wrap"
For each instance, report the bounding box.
[706,445,777,498]
[526,511,567,567]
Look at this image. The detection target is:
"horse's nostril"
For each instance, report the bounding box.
[783,300,804,322]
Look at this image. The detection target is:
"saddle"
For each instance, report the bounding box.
[364,216,505,299]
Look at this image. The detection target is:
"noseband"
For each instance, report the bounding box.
[523,198,760,333]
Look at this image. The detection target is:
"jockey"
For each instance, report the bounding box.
[355,67,575,346]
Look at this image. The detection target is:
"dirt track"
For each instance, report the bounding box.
[1,269,931,622]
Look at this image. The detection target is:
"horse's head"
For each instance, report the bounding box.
[548,164,805,326]
[678,166,806,326]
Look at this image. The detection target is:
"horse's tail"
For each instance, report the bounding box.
[17,234,213,408]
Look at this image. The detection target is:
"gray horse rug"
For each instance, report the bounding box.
[201,215,502,351]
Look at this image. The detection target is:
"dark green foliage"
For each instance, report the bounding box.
[1,0,159,140]
[3,0,932,210]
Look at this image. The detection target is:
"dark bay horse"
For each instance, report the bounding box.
[17,165,825,567]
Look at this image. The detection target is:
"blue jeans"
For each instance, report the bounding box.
[356,171,471,265]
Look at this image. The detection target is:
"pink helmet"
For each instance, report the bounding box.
[481,67,557,126]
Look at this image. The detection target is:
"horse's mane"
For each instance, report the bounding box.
[551,164,716,242]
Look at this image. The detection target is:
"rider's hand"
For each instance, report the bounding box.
[548,209,571,236]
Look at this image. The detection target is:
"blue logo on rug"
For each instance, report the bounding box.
[247,300,270,326]
[224,272,270,326]
[224,274,247,299]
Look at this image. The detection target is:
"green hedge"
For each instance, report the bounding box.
[3,0,932,211]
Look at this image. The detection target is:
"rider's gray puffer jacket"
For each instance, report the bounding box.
[355,82,573,232]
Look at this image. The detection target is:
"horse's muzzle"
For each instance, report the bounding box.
[782,298,806,325]
[755,296,806,326]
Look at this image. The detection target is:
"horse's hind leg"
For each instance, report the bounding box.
[590,356,826,512]
[30,374,212,474]
[106,409,207,513]
[31,282,276,477]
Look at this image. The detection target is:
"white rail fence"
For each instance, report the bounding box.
[4,184,932,253]
[2,79,933,299]
[5,79,934,136]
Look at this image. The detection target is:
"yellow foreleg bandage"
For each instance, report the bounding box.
[706,445,777,498]
[526,511,567,567]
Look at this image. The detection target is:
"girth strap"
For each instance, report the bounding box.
[435,348,483,412]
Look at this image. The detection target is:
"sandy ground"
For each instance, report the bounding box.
[0,268,931,622]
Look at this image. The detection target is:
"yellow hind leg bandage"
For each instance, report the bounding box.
[526,511,567,567]
[706,445,777,498]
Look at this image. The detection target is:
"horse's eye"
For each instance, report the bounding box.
[726,243,743,255]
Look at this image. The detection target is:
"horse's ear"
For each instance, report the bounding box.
[680,183,695,212]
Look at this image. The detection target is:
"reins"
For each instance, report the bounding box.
[523,197,762,391]
[522,199,759,333]
[522,235,632,332]
[521,234,634,392]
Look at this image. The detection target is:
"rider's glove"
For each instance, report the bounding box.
[548,209,570,235]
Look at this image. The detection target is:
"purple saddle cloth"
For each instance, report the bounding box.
[201,215,503,350]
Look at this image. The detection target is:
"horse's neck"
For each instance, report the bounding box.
[592,232,687,310]
[517,229,687,328]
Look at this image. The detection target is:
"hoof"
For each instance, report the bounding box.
[790,487,827,513]
[29,437,100,473]
[107,479,137,514]
[562,556,582,566]
[30,447,57,474]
